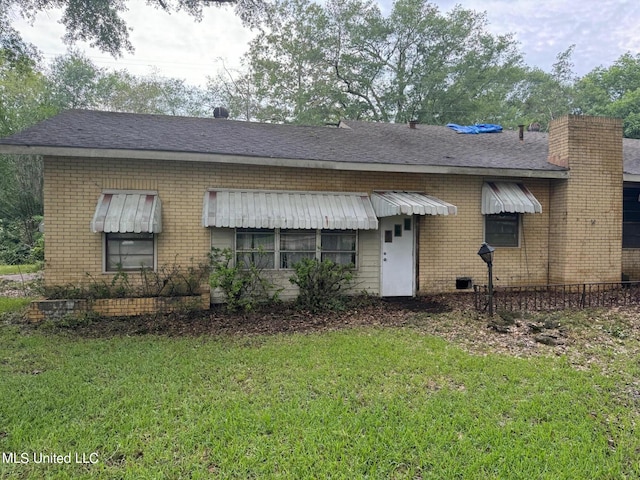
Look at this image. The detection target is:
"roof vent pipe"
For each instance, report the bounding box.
[518,124,524,142]
[213,107,229,119]
[409,120,418,129]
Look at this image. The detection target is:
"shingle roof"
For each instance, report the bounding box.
[0,109,578,174]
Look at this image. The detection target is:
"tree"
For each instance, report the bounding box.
[2,0,266,58]
[502,46,577,132]
[100,69,216,117]
[0,48,49,262]
[236,0,526,125]
[43,51,215,116]
[235,0,343,123]
[47,50,106,109]
[575,53,640,138]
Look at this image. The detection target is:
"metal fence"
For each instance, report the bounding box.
[474,281,640,313]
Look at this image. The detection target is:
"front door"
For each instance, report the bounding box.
[380,215,415,296]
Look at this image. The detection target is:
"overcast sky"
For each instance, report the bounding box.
[11,0,640,87]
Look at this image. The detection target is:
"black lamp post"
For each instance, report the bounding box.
[477,242,495,316]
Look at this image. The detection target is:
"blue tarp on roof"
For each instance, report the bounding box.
[446,123,503,134]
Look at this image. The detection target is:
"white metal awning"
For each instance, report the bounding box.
[481,182,542,214]
[371,191,457,217]
[91,191,162,233]
[202,189,379,230]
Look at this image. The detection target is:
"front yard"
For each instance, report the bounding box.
[1,296,639,479]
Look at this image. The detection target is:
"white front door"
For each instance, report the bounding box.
[380,215,415,296]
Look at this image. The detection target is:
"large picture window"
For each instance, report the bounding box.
[485,213,519,247]
[235,229,357,269]
[105,233,155,271]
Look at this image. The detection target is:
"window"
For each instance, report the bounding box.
[236,229,275,269]
[321,230,356,265]
[235,229,357,269]
[623,186,640,248]
[105,233,155,271]
[280,230,316,268]
[485,213,519,247]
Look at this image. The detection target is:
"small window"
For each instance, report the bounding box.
[485,213,519,247]
[404,218,412,231]
[623,186,640,248]
[394,224,402,237]
[321,230,356,266]
[105,233,155,271]
[236,229,275,269]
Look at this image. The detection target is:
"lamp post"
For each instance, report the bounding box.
[477,242,495,316]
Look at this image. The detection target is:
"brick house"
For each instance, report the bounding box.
[0,110,637,301]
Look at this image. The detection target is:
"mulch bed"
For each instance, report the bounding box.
[36,294,461,338]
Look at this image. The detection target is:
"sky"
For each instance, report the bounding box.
[10,0,640,87]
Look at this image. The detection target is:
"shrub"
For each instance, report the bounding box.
[43,259,210,300]
[139,258,209,297]
[209,247,280,312]
[289,258,354,313]
[0,217,43,265]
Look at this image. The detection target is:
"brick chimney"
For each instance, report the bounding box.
[547,115,623,283]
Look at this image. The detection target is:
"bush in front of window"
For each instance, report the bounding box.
[289,258,355,313]
[43,260,210,300]
[209,247,281,312]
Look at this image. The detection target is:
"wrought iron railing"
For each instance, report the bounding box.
[474,281,640,313]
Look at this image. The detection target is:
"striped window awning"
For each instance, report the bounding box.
[481,182,542,214]
[202,189,379,230]
[91,192,162,233]
[371,191,457,217]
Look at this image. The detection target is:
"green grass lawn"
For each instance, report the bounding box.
[0,264,41,276]
[0,297,32,314]
[0,315,639,479]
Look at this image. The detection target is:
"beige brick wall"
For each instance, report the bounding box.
[43,156,553,295]
[548,116,623,283]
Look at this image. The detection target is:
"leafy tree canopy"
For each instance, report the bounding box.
[219,0,529,125]
[575,53,640,138]
[2,0,266,57]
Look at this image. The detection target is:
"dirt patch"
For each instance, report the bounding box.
[0,276,41,298]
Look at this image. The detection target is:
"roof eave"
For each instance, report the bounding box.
[0,145,569,179]
[624,173,640,182]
